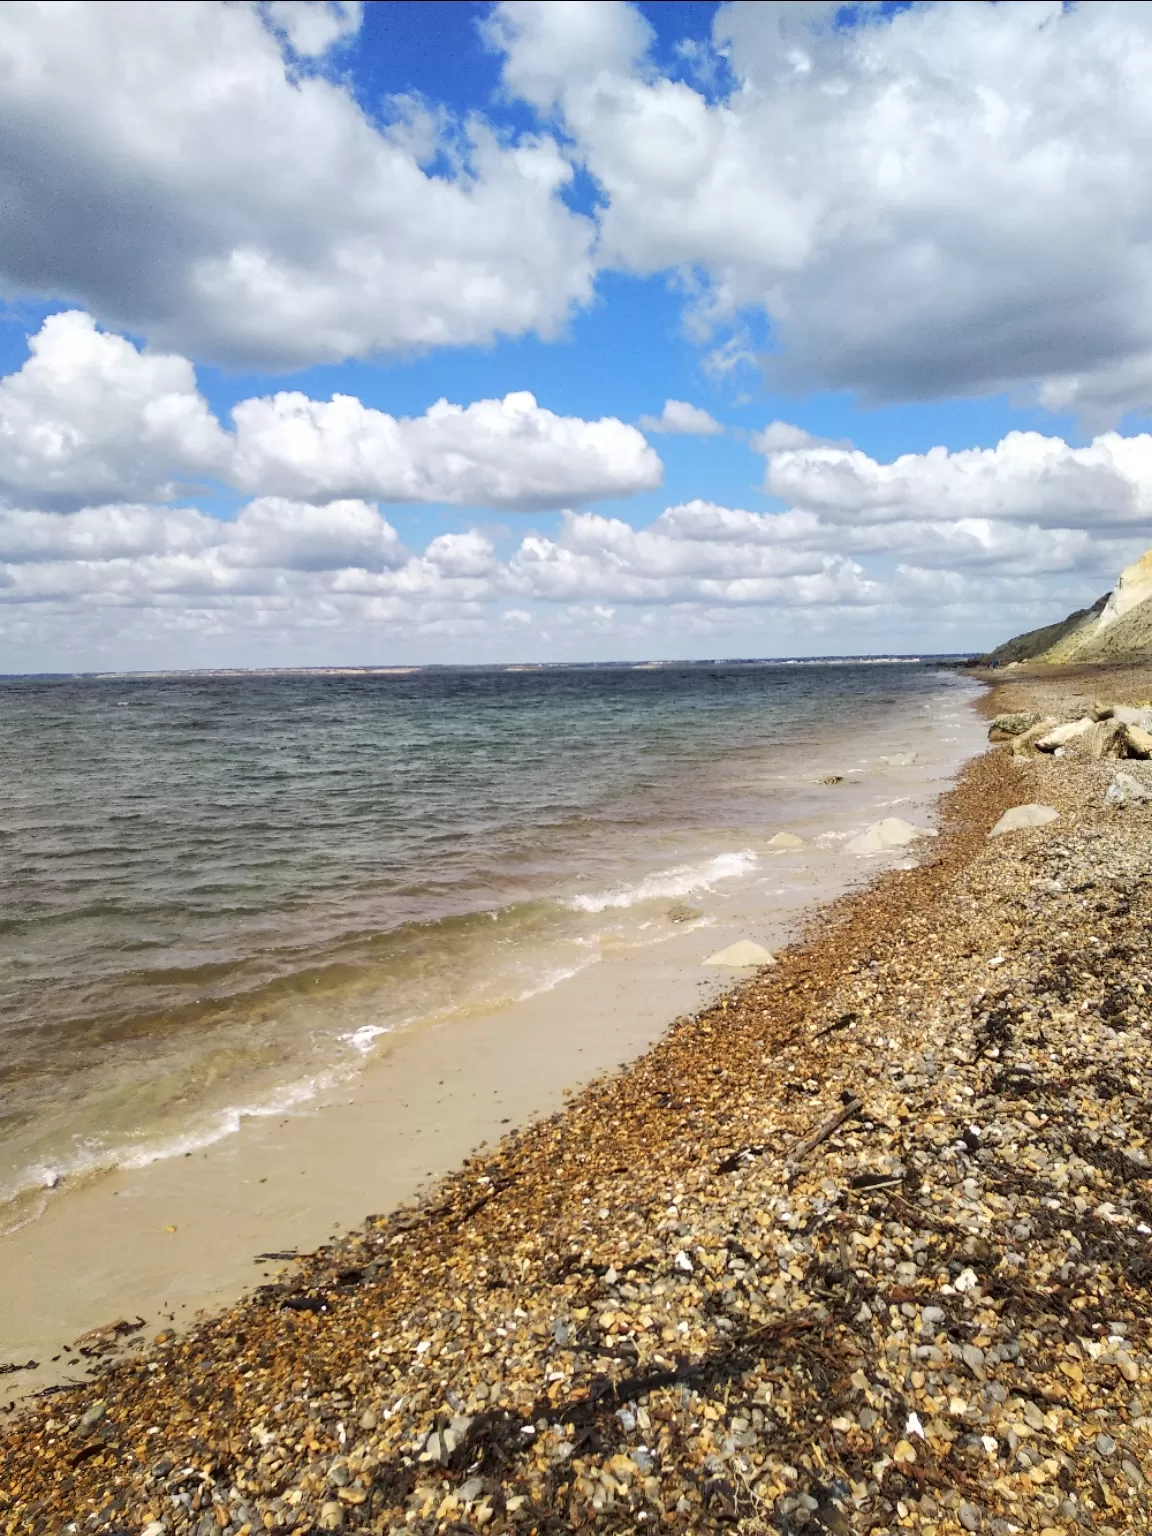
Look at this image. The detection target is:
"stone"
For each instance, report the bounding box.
[702,941,776,967]
[958,1502,982,1531]
[667,903,702,923]
[358,1407,377,1430]
[845,817,937,854]
[318,1502,344,1531]
[767,831,805,848]
[1123,722,1152,757]
[1035,717,1095,751]
[1104,771,1152,808]
[987,713,1041,740]
[141,1524,166,1536]
[988,804,1059,837]
[1111,704,1152,730]
[1096,1433,1116,1456]
[79,1401,106,1431]
[1082,718,1129,759]
[1010,718,1060,757]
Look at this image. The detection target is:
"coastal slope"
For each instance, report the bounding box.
[5,671,1152,1534]
[986,548,1152,666]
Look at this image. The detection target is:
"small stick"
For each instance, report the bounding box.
[785,1096,863,1180]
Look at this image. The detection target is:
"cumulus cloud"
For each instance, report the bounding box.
[3,402,1148,667]
[0,311,228,508]
[488,0,1152,417]
[0,1,593,368]
[638,400,724,436]
[230,389,662,509]
[759,430,1152,531]
[0,313,661,512]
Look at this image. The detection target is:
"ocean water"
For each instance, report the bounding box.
[0,661,980,1228]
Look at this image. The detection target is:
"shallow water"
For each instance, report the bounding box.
[0,661,979,1226]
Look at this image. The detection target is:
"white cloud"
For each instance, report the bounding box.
[0,2,594,368]
[489,0,1152,417]
[0,312,228,508]
[0,313,662,513]
[638,400,724,435]
[4,420,1150,669]
[230,389,662,509]
[759,430,1152,531]
[262,1,361,57]
[751,421,850,454]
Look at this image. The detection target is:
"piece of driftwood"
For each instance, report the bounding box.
[784,1096,863,1180]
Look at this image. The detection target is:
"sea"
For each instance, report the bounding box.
[0,660,983,1236]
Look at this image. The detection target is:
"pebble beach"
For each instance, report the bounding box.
[6,666,1152,1536]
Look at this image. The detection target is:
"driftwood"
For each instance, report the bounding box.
[784,1096,863,1180]
[718,1096,864,1179]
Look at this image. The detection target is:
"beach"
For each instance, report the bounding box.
[0,664,981,1398]
[6,664,1152,1532]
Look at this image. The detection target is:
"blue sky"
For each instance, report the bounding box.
[1,0,1152,670]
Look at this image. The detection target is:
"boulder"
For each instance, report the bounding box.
[1010,718,1060,757]
[987,712,1041,741]
[845,817,937,854]
[767,831,805,848]
[1080,718,1129,760]
[988,803,1060,837]
[1123,723,1152,758]
[1035,717,1094,751]
[1111,704,1152,731]
[1105,771,1152,808]
[703,941,776,967]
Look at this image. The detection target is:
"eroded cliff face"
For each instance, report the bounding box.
[985,547,1152,665]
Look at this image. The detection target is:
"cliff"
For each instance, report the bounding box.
[983,547,1152,665]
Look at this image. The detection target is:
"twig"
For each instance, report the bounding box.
[785,1097,863,1181]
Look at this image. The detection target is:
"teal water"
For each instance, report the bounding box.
[0,661,978,1223]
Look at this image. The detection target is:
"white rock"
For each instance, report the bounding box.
[767,831,805,848]
[1035,717,1094,750]
[845,817,937,854]
[703,941,776,967]
[988,804,1060,836]
[1112,704,1152,730]
[1105,771,1152,808]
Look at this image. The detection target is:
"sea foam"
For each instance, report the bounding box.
[565,850,758,913]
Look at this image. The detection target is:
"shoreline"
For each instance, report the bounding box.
[14,669,1152,1530]
[0,680,983,1405]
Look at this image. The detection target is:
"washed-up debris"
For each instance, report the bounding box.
[5,665,1152,1534]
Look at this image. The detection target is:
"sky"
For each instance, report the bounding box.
[5,1,1152,670]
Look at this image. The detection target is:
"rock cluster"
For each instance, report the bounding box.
[989,702,1152,763]
[4,670,1152,1534]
